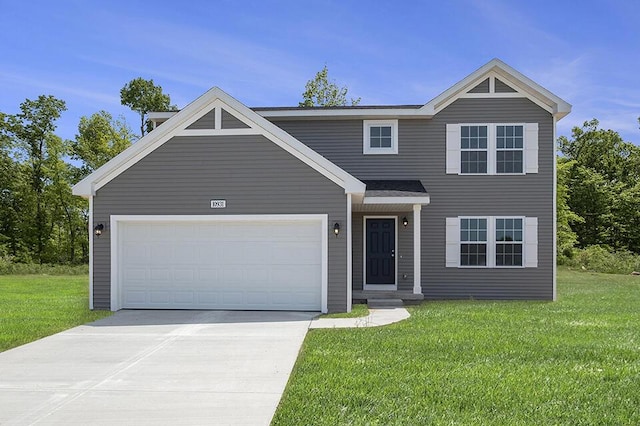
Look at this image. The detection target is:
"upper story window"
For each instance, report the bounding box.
[496,125,523,174]
[461,125,488,173]
[446,123,538,175]
[363,120,398,154]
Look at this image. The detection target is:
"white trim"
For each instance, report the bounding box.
[362,195,430,205]
[552,117,557,301]
[363,120,398,155]
[109,214,329,313]
[148,111,178,120]
[175,128,260,137]
[413,204,422,295]
[72,87,365,197]
[524,123,539,174]
[258,108,425,118]
[524,217,538,268]
[363,216,398,290]
[460,93,526,99]
[110,215,118,311]
[214,106,221,130]
[489,75,496,93]
[446,123,461,174]
[346,194,353,313]
[88,196,94,310]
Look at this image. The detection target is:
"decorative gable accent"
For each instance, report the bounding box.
[421,59,571,120]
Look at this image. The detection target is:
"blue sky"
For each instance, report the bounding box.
[1,0,638,144]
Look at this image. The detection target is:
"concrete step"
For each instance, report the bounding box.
[367,298,404,308]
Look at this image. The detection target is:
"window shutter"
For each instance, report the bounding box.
[525,123,538,174]
[445,217,460,267]
[524,217,538,267]
[446,124,461,174]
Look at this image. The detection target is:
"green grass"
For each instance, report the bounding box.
[321,303,369,318]
[273,268,640,425]
[0,275,111,352]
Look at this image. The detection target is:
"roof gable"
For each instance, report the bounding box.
[72,87,365,197]
[420,58,571,119]
[254,59,571,120]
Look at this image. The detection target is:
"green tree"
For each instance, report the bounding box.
[45,134,88,263]
[556,158,583,258]
[558,119,640,252]
[299,66,361,107]
[120,78,175,137]
[0,96,67,262]
[72,111,134,176]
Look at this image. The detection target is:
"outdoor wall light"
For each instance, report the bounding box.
[94,223,104,236]
[402,217,409,227]
[333,222,340,237]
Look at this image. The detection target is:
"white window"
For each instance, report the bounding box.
[461,125,488,174]
[496,125,523,174]
[363,120,398,154]
[460,218,487,266]
[446,123,538,174]
[446,216,538,268]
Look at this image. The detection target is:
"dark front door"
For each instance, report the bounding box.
[366,218,396,285]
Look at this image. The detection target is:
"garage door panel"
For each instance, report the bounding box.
[149,245,171,264]
[173,268,195,282]
[150,268,171,281]
[172,244,198,265]
[119,218,323,311]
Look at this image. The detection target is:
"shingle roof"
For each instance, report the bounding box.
[362,180,428,197]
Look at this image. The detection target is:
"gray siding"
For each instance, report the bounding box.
[351,212,414,291]
[468,78,490,93]
[94,135,347,312]
[495,78,517,93]
[186,110,215,129]
[221,109,249,129]
[272,97,554,300]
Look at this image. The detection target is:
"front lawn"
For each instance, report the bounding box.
[273,268,640,425]
[0,275,111,352]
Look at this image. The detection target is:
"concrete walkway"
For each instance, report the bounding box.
[309,307,410,329]
[0,310,315,426]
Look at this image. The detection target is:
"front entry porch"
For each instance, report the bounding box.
[349,180,430,308]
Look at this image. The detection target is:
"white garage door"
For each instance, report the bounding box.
[116,217,324,311]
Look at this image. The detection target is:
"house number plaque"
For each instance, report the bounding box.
[210,200,226,208]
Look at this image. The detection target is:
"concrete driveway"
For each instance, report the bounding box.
[0,310,316,425]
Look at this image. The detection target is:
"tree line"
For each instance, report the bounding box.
[557,118,640,259]
[0,78,174,264]
[0,67,638,266]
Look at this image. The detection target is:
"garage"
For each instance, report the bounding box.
[110,215,327,312]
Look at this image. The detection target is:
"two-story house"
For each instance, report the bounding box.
[73,59,571,313]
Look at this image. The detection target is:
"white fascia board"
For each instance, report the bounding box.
[257,108,427,119]
[148,111,178,120]
[420,59,572,120]
[363,195,431,205]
